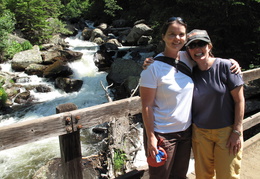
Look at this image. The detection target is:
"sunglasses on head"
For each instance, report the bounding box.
[187,41,208,49]
[167,17,186,24]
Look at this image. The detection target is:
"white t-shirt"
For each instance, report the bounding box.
[140,51,194,133]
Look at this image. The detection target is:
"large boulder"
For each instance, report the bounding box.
[43,60,73,78]
[41,51,62,64]
[11,45,43,71]
[106,58,143,99]
[90,28,106,42]
[126,23,153,44]
[60,49,83,62]
[106,58,142,85]
[82,27,93,40]
[25,64,48,77]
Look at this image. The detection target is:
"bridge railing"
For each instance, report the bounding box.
[0,68,259,179]
[0,68,260,151]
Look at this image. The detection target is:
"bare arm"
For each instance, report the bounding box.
[140,86,158,158]
[143,57,241,74]
[226,85,245,155]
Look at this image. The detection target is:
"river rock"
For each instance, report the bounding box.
[60,49,83,62]
[25,64,48,77]
[90,28,106,42]
[55,77,83,93]
[126,23,153,45]
[11,45,43,71]
[43,60,73,78]
[106,58,142,85]
[14,91,32,104]
[41,50,62,64]
[82,27,93,40]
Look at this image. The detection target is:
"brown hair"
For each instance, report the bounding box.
[161,17,187,35]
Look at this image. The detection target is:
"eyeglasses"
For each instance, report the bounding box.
[167,17,186,24]
[187,41,208,49]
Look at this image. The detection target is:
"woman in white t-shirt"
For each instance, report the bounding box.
[140,17,193,179]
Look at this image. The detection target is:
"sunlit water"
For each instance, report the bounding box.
[0,36,194,178]
[0,37,111,178]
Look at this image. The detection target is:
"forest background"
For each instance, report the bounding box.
[0,0,259,70]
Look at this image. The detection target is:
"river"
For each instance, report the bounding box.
[0,34,111,178]
[0,33,195,178]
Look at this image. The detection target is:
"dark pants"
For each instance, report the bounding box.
[144,126,192,179]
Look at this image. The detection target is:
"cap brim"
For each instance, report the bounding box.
[185,38,211,47]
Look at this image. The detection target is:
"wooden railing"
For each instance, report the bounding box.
[0,68,260,151]
[0,68,259,178]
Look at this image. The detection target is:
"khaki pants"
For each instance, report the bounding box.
[192,124,242,179]
[144,126,192,179]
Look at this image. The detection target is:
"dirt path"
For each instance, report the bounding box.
[240,133,260,179]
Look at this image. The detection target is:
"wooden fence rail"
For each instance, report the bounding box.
[0,68,260,152]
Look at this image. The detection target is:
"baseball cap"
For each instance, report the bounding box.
[185,29,211,47]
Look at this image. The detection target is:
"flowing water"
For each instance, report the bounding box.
[0,35,111,178]
[0,33,194,178]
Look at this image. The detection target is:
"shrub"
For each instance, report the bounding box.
[21,40,33,51]
[113,149,127,172]
[0,87,8,108]
[5,40,22,59]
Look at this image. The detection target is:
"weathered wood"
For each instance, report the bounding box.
[0,96,142,151]
[57,103,83,179]
[242,67,260,84]
[59,130,83,179]
[0,113,67,151]
[243,112,260,131]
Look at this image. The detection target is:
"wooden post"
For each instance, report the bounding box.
[56,103,83,179]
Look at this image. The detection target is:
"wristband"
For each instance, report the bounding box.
[233,129,241,136]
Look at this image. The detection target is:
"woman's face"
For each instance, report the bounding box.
[187,40,212,62]
[162,22,186,52]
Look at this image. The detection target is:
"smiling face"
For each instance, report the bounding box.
[187,40,212,63]
[162,22,187,55]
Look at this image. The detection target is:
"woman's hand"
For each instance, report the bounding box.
[147,136,158,158]
[229,59,241,74]
[143,57,154,69]
[226,132,242,155]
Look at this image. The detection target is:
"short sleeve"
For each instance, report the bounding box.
[220,59,244,91]
[140,64,158,89]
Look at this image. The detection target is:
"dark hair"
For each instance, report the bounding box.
[161,17,187,35]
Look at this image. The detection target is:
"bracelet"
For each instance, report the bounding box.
[233,129,241,136]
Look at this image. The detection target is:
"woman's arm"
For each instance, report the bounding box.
[229,59,241,74]
[140,86,158,158]
[226,85,245,155]
[142,57,154,69]
[143,57,241,74]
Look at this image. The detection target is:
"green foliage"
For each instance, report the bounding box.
[0,0,258,69]
[12,0,63,44]
[21,41,33,51]
[61,0,91,20]
[113,149,127,172]
[104,0,122,17]
[48,18,73,35]
[0,87,8,107]
[0,10,15,55]
[2,40,32,60]
[5,40,23,59]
